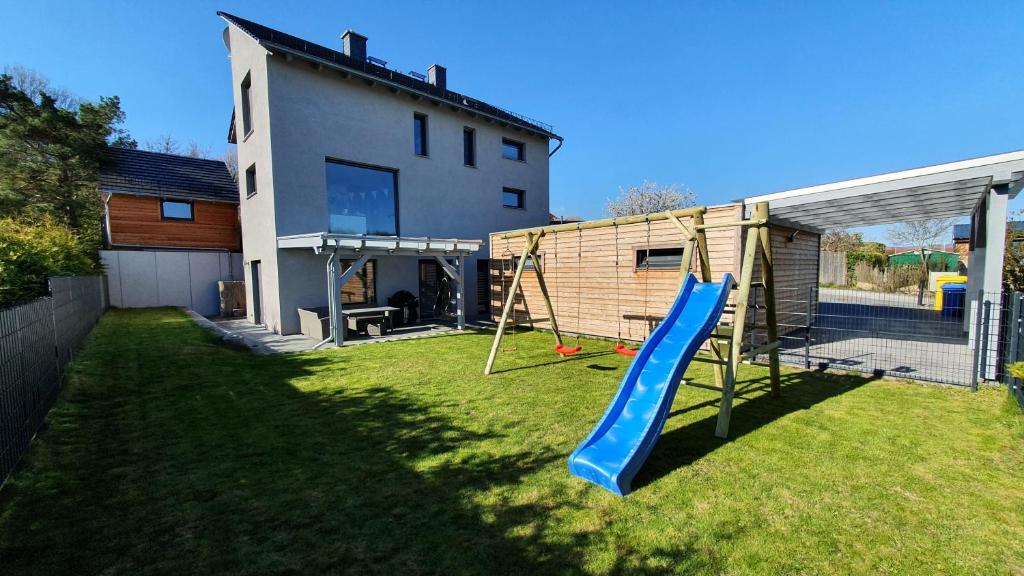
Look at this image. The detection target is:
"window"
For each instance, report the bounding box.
[240,72,253,137]
[512,254,542,271]
[502,187,524,209]
[326,160,398,236]
[463,127,476,167]
[636,247,685,270]
[502,138,524,161]
[245,164,257,198]
[413,113,428,156]
[160,200,193,221]
[340,259,376,305]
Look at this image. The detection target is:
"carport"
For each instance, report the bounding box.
[743,150,1024,382]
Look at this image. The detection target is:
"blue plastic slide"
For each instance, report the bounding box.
[567,272,735,495]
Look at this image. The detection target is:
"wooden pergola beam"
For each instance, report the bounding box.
[496,207,707,240]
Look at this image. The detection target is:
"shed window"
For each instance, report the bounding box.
[160,200,194,221]
[512,254,542,271]
[502,138,524,161]
[240,72,253,137]
[636,247,684,270]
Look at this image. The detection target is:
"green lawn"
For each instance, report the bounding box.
[1,308,1022,575]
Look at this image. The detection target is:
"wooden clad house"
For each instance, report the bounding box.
[488,203,820,342]
[98,147,245,316]
[99,147,240,251]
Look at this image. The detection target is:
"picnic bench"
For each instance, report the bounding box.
[297,305,401,340]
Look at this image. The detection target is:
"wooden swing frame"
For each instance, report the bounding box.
[483,202,781,438]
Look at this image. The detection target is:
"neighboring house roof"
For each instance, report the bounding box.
[952,221,1024,241]
[952,224,970,241]
[99,147,239,203]
[888,248,956,257]
[217,11,561,141]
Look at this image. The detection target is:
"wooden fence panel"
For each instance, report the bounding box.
[819,251,847,286]
[489,205,821,343]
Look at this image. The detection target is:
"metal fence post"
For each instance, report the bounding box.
[804,285,813,369]
[1007,292,1022,395]
[970,290,984,392]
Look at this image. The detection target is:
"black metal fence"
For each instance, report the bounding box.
[0,276,107,486]
[750,285,1020,392]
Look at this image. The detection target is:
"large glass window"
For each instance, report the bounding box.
[326,160,398,236]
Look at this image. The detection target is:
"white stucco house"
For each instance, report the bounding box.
[218,12,562,341]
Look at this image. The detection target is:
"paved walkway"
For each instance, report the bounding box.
[770,288,974,386]
[189,311,479,354]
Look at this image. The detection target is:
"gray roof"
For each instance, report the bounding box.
[217,11,560,140]
[99,147,239,203]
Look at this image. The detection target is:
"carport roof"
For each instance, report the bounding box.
[743,151,1024,232]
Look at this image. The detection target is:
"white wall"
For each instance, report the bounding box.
[101,250,243,316]
[226,26,553,334]
[225,26,282,331]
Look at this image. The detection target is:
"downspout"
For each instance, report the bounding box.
[102,192,114,248]
[548,136,564,158]
[312,245,339,350]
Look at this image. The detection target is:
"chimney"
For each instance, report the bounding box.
[428,64,447,91]
[341,30,367,61]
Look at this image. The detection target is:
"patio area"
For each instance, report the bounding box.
[197,312,479,354]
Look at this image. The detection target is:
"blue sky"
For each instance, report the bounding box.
[2,0,1022,242]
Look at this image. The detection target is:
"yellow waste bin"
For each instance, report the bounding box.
[934,275,968,310]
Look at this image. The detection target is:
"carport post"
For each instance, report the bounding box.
[313,249,340,350]
[457,254,466,330]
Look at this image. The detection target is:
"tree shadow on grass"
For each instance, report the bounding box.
[0,309,614,575]
[632,369,880,492]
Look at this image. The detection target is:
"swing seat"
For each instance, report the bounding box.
[615,343,638,357]
[555,344,583,356]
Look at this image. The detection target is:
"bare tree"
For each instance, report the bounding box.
[185,140,211,159]
[144,134,181,155]
[888,218,956,251]
[888,218,957,304]
[220,147,239,182]
[606,180,696,217]
[821,229,864,253]
[3,65,80,110]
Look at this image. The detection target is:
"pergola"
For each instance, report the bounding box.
[277,233,482,346]
[743,150,1024,378]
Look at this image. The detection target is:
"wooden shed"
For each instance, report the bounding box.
[487,202,820,343]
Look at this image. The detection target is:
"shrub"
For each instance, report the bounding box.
[0,216,100,306]
[847,250,887,279]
